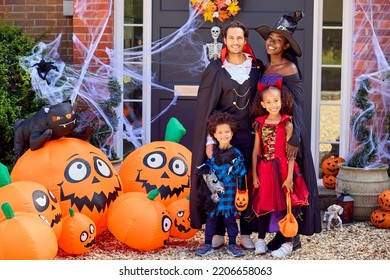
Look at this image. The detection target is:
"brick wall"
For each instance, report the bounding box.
[0,0,74,63]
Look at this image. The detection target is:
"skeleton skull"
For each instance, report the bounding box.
[211,26,221,41]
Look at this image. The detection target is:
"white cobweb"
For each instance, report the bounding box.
[19,0,209,160]
[345,1,389,168]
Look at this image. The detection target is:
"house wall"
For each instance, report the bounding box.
[0,0,74,63]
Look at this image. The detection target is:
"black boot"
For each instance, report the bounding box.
[266,232,284,251]
[292,234,301,251]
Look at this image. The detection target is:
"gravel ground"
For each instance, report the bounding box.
[55,221,389,260]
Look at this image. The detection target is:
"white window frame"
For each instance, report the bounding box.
[311,0,354,187]
[114,0,152,160]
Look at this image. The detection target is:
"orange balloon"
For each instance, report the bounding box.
[0,181,62,239]
[58,208,96,255]
[11,138,123,234]
[167,195,197,239]
[118,141,191,207]
[0,203,58,260]
[107,190,172,251]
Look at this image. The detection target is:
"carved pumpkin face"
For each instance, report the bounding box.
[11,138,123,234]
[0,202,58,260]
[107,190,172,251]
[167,195,197,239]
[58,208,96,255]
[370,209,390,229]
[119,141,191,207]
[378,190,390,211]
[322,156,345,176]
[323,174,336,189]
[0,181,62,239]
[235,189,248,211]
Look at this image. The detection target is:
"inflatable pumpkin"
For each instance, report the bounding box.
[0,202,58,260]
[370,208,390,229]
[107,189,172,251]
[167,194,197,239]
[322,156,345,176]
[11,137,122,234]
[0,179,62,240]
[378,190,390,212]
[58,208,96,255]
[323,174,336,190]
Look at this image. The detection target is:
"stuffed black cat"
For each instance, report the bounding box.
[14,100,78,160]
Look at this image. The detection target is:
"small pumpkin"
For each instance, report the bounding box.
[322,156,345,176]
[107,189,172,251]
[58,208,96,255]
[323,174,336,189]
[167,194,197,239]
[235,189,249,211]
[370,208,390,229]
[0,202,58,260]
[378,190,390,212]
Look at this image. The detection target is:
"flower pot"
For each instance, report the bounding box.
[335,163,390,221]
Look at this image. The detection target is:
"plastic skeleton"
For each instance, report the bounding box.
[206,26,223,60]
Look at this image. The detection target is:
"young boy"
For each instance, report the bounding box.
[195,111,247,257]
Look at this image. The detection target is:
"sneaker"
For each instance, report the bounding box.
[240,234,255,250]
[271,243,293,258]
[254,239,268,255]
[195,244,214,256]
[212,235,225,249]
[227,244,244,257]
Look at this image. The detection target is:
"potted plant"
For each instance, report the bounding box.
[336,72,390,221]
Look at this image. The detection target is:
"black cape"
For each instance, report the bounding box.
[190,58,263,229]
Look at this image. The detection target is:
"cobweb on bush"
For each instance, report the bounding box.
[19,0,208,159]
[345,1,390,168]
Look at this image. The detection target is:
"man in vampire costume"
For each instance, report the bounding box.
[190,21,263,250]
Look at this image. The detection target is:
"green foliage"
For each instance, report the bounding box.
[0,22,41,170]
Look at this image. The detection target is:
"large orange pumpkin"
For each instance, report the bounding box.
[10,137,123,234]
[378,190,390,212]
[107,189,172,251]
[0,180,62,239]
[118,140,191,207]
[167,194,197,239]
[370,208,390,229]
[322,174,337,189]
[321,156,345,176]
[58,208,96,255]
[0,202,58,260]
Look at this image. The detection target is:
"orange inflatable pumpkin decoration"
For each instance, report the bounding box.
[167,194,197,239]
[370,209,390,229]
[58,208,96,255]
[11,137,122,234]
[0,180,62,240]
[107,189,172,251]
[322,174,336,190]
[378,190,390,212]
[322,156,345,176]
[0,202,58,260]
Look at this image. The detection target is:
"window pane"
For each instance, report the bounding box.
[319,143,340,178]
[124,0,143,24]
[123,101,142,129]
[124,26,143,49]
[320,105,340,142]
[123,79,142,100]
[321,67,341,92]
[123,139,136,159]
[323,0,342,26]
[322,29,342,65]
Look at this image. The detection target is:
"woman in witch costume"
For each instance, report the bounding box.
[190,21,263,250]
[255,10,322,251]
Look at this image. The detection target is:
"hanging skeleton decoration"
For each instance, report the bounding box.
[206,26,223,60]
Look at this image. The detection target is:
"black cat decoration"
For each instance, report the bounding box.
[14,101,78,160]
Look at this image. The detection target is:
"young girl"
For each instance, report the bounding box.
[195,111,246,257]
[251,81,309,258]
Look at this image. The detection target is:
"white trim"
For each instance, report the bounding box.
[311,0,323,181]
[340,0,354,159]
[143,0,152,145]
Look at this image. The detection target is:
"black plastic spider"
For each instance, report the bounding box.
[32,59,59,83]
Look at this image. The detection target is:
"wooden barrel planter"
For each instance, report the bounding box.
[335,163,390,221]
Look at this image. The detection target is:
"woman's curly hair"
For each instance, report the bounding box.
[251,85,294,117]
[207,110,238,139]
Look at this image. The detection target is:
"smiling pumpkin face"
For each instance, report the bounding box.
[370,209,390,229]
[11,137,122,234]
[119,141,191,207]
